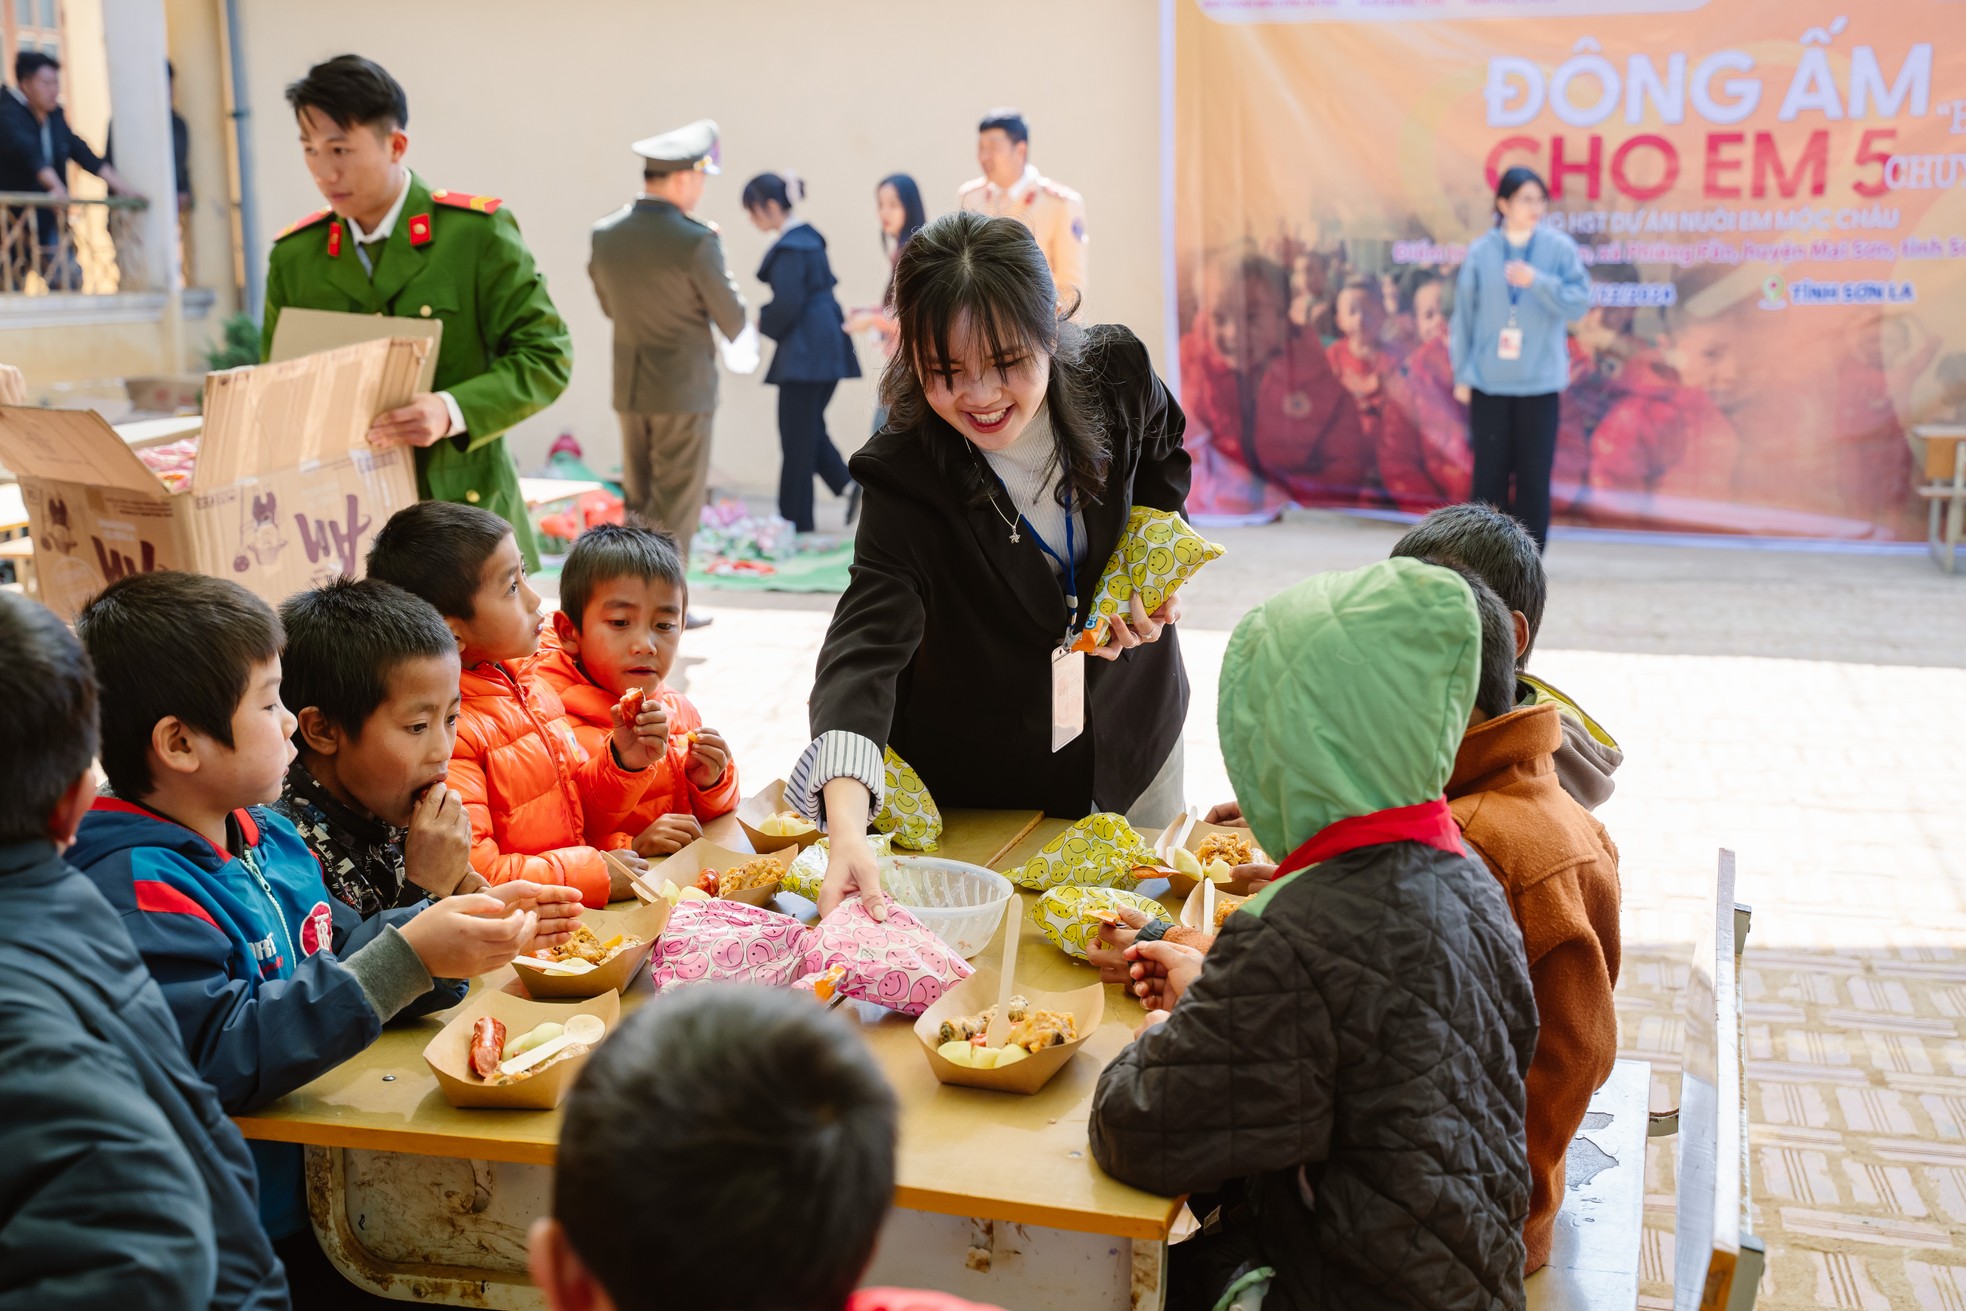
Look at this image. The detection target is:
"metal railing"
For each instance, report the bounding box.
[0,191,151,295]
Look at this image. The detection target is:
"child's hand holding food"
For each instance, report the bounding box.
[609,687,670,772]
[399,889,543,980]
[404,782,474,897]
[685,727,730,788]
[632,812,703,859]
[1086,906,1156,985]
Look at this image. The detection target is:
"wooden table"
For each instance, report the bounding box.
[235,810,1182,1308]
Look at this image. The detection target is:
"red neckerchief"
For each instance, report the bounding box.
[1271,797,1462,881]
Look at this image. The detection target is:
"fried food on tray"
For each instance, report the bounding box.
[1196,831,1262,868]
[936,995,1029,1045]
[719,857,784,894]
[934,999,1077,1065]
[533,922,639,967]
[1213,893,1249,931]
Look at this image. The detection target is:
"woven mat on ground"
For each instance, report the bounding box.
[687,542,854,594]
[1617,942,1966,1309]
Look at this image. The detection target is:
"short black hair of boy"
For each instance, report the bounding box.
[0,593,99,845]
[1391,503,1547,663]
[977,106,1029,147]
[15,50,58,83]
[366,500,512,620]
[1421,559,1518,721]
[75,572,283,800]
[554,986,898,1311]
[278,578,457,740]
[285,54,408,133]
[558,519,686,632]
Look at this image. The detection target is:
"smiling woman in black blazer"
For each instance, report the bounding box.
[788,210,1191,918]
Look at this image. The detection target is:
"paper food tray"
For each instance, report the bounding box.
[735,778,823,853]
[1161,821,1271,898]
[423,989,620,1110]
[642,838,794,908]
[913,966,1103,1096]
[510,898,670,999]
[1180,881,1253,933]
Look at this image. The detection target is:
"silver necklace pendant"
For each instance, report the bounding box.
[1009,530,1021,544]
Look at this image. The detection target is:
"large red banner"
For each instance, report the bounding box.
[1173,0,1966,538]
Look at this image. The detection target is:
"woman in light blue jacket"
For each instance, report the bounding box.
[1449,167,1592,550]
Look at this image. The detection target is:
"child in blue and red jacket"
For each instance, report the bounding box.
[65,571,582,1280]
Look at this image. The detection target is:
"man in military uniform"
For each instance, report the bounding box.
[261,55,571,569]
[958,107,1088,305]
[588,119,746,580]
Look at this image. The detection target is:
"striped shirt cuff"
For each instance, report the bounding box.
[789,730,886,829]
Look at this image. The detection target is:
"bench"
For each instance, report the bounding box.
[1530,850,1760,1310]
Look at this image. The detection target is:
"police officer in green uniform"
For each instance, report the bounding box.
[261,55,570,569]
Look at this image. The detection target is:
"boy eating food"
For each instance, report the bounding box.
[532,521,739,857]
[1090,558,1537,1311]
[273,577,488,916]
[66,571,578,1281]
[367,501,661,907]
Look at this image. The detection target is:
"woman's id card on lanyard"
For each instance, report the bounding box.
[1051,645,1085,752]
[1497,324,1524,361]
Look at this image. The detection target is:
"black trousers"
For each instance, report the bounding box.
[1468,388,1562,551]
[776,379,851,532]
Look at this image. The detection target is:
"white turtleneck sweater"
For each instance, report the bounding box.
[787,403,1085,825]
[976,403,1086,584]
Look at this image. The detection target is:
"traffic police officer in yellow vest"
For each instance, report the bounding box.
[958,107,1088,305]
[261,55,572,569]
[588,119,746,577]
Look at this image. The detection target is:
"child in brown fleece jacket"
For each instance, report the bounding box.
[1439,560,1621,1273]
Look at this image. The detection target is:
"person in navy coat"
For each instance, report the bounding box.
[744,171,863,532]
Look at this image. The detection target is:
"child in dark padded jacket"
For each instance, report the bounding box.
[1090,558,1536,1311]
[65,571,579,1291]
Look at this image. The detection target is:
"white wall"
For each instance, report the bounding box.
[235,0,1165,491]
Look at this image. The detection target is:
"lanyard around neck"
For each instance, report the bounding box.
[1019,489,1079,632]
[1505,230,1535,310]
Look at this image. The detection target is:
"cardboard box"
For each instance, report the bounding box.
[0,338,428,619]
[735,778,823,854]
[641,839,794,908]
[269,307,442,394]
[913,966,1103,1096]
[509,898,670,1000]
[1180,880,1251,933]
[423,988,620,1111]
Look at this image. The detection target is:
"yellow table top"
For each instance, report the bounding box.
[234,811,1186,1240]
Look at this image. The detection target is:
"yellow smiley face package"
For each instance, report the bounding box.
[872,747,942,852]
[1032,885,1170,960]
[782,833,897,902]
[1005,813,1148,892]
[1071,507,1226,653]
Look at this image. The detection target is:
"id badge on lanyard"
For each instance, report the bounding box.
[1499,232,1532,362]
[1024,495,1087,753]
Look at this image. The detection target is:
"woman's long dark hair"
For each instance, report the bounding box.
[882,210,1108,510]
[877,173,926,259]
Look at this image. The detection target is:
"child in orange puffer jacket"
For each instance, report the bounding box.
[367,503,662,909]
[531,521,740,858]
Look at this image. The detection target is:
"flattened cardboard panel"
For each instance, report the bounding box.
[0,404,168,493]
[186,445,418,599]
[195,337,428,494]
[22,478,188,619]
[269,307,442,394]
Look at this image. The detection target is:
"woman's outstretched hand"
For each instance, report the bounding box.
[1087,591,1183,663]
[816,777,886,922]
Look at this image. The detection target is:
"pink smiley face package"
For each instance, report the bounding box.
[648,896,973,1016]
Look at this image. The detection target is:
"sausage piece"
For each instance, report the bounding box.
[470,1016,507,1079]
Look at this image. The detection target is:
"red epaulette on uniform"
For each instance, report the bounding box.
[275,208,333,241]
[430,189,504,215]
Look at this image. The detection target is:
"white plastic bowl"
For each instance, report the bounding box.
[879,856,1014,959]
